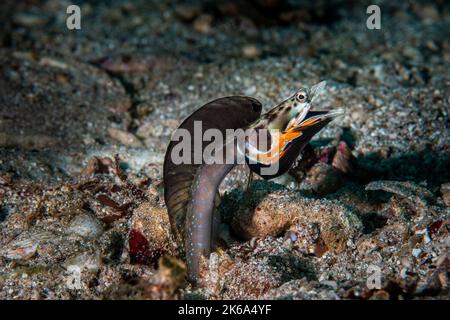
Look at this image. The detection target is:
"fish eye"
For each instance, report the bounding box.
[296,91,307,102]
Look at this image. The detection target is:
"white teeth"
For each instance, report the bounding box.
[289,104,311,128]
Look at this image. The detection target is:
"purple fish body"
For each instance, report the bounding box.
[163,96,262,283]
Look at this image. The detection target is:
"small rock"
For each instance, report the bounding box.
[243,85,257,96]
[412,248,421,258]
[64,251,101,274]
[365,180,436,207]
[440,183,450,206]
[369,290,390,300]
[1,230,55,261]
[108,127,143,147]
[2,243,38,261]
[174,4,201,22]
[425,40,439,52]
[301,162,343,196]
[231,196,294,240]
[68,213,104,239]
[38,57,70,70]
[64,251,102,290]
[242,44,261,59]
[230,181,362,252]
[13,13,48,27]
[129,202,172,265]
[193,14,213,33]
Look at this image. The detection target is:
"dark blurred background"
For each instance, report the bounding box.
[0,0,448,184]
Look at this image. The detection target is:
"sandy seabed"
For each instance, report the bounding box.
[0,0,448,299]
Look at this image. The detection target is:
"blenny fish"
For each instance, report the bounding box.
[163,81,342,284]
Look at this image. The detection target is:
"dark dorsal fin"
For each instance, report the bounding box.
[163,96,262,256]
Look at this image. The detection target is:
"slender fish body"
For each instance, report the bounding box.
[163,96,262,283]
[163,82,342,284]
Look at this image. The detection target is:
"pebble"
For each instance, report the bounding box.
[242,45,261,59]
[365,180,436,207]
[244,85,257,96]
[13,13,48,27]
[1,243,38,261]
[64,251,101,273]
[68,213,104,239]
[440,183,450,206]
[108,127,144,148]
[301,163,343,196]
[193,14,213,33]
[129,202,172,265]
[0,231,54,261]
[174,5,201,22]
[229,181,362,252]
[412,248,421,258]
[231,193,294,240]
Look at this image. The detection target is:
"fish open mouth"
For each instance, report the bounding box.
[286,108,345,147]
[243,108,344,179]
[292,108,344,129]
